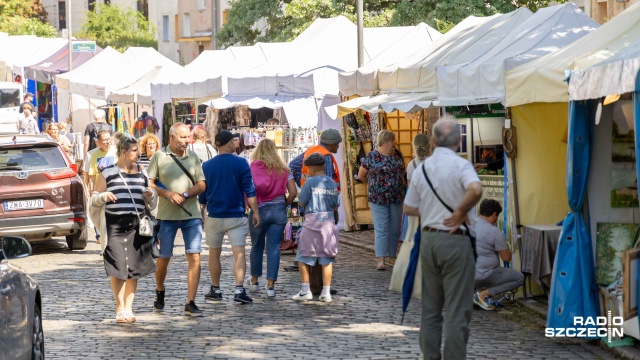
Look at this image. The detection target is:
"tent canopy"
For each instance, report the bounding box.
[339,23,443,97]
[68,47,176,100]
[569,38,640,100]
[110,65,184,105]
[8,37,68,76]
[0,35,40,80]
[505,1,640,107]
[55,47,123,90]
[436,3,598,106]
[205,95,318,128]
[25,44,104,84]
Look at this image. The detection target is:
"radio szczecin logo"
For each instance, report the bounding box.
[545,311,623,343]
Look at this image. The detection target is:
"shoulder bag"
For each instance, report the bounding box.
[421,164,478,261]
[117,170,155,238]
[164,151,195,217]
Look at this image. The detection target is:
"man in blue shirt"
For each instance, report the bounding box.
[199,130,261,304]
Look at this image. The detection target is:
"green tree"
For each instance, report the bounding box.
[0,0,55,36]
[78,3,156,52]
[217,0,284,46]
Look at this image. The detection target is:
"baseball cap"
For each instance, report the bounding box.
[215,130,239,147]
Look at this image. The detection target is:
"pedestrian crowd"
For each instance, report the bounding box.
[85,119,344,322]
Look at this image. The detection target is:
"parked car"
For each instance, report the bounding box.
[0,236,44,359]
[0,134,88,250]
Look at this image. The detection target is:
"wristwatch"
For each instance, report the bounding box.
[183,192,189,198]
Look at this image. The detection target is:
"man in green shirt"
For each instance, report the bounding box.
[148,123,206,316]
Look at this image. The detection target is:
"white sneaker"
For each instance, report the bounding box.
[244,278,260,292]
[291,290,312,301]
[318,294,332,303]
[267,286,276,298]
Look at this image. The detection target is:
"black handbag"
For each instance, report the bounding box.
[421,164,478,261]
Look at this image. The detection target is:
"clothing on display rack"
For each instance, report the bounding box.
[134,112,159,137]
[101,106,131,136]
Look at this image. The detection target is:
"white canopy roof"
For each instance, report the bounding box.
[339,23,442,97]
[376,8,533,95]
[55,47,123,90]
[226,17,418,97]
[436,3,598,106]
[326,92,435,119]
[569,38,640,100]
[68,47,175,100]
[205,95,318,128]
[505,1,640,107]
[110,64,183,104]
[0,35,38,80]
[10,37,68,76]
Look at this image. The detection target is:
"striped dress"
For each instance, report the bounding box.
[102,165,156,280]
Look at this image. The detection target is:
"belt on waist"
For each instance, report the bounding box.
[423,226,464,236]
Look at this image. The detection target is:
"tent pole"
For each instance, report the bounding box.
[356,0,364,67]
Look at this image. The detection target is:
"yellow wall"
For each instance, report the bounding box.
[511,103,570,225]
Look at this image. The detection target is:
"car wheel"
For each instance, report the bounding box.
[66,227,88,250]
[32,303,44,360]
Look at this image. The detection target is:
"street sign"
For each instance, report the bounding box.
[72,41,96,53]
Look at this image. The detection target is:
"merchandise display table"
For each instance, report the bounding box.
[519,224,563,294]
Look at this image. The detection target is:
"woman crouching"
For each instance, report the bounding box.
[91,136,158,323]
[291,153,340,303]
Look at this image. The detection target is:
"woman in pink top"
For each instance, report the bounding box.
[247,139,297,297]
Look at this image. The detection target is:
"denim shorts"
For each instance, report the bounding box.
[157,219,203,258]
[296,252,336,266]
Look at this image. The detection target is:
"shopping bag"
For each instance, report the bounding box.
[389,215,422,299]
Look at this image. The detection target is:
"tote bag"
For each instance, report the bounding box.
[389,215,422,299]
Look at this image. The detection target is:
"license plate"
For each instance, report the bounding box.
[4,199,44,211]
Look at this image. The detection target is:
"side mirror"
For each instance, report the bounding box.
[1,236,32,261]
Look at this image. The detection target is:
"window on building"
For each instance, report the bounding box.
[88,0,95,11]
[198,0,206,11]
[199,44,204,54]
[222,10,229,25]
[597,1,608,23]
[162,15,169,42]
[58,1,66,29]
[137,0,149,20]
[183,13,191,37]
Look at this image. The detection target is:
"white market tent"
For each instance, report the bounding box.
[436,2,599,106]
[0,35,38,81]
[339,22,442,97]
[55,47,123,132]
[329,9,533,118]
[110,63,183,105]
[68,47,176,100]
[505,1,640,107]
[569,38,640,101]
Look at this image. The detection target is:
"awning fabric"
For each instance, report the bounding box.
[569,38,640,100]
[205,95,318,128]
[505,1,640,107]
[436,3,598,106]
[55,47,123,90]
[326,93,435,119]
[25,44,103,84]
[110,65,184,105]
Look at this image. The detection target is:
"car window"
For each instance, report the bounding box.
[0,88,20,108]
[0,146,67,170]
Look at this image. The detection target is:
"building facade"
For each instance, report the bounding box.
[42,0,143,36]
[589,0,637,24]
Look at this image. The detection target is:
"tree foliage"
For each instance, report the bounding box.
[219,0,564,47]
[0,0,55,37]
[78,4,156,52]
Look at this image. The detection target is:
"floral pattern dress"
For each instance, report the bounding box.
[361,149,407,205]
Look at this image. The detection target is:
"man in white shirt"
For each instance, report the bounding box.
[404,116,482,360]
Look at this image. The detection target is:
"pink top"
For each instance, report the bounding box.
[250,160,288,205]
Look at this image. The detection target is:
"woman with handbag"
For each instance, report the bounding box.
[246,139,297,297]
[91,136,158,323]
[358,130,407,270]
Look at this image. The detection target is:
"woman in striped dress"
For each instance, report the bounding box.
[138,133,160,168]
[94,136,157,323]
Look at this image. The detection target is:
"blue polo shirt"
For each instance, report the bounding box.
[199,153,256,218]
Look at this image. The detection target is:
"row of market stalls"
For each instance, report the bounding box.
[328,0,640,342]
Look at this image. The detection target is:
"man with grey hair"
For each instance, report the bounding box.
[84,108,113,159]
[403,115,482,359]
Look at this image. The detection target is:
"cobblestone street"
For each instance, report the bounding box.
[11,232,614,359]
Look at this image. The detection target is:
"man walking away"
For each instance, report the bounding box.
[403,116,482,359]
[148,123,206,316]
[473,199,523,310]
[84,109,113,159]
[199,130,261,304]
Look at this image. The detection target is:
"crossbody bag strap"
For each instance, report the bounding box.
[421,164,470,233]
[117,170,144,220]
[167,151,196,185]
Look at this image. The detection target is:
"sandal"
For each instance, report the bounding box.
[125,312,136,323]
[116,311,128,323]
[376,259,386,271]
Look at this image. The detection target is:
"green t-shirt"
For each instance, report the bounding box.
[147,146,205,220]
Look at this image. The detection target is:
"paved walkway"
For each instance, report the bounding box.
[11,231,614,359]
